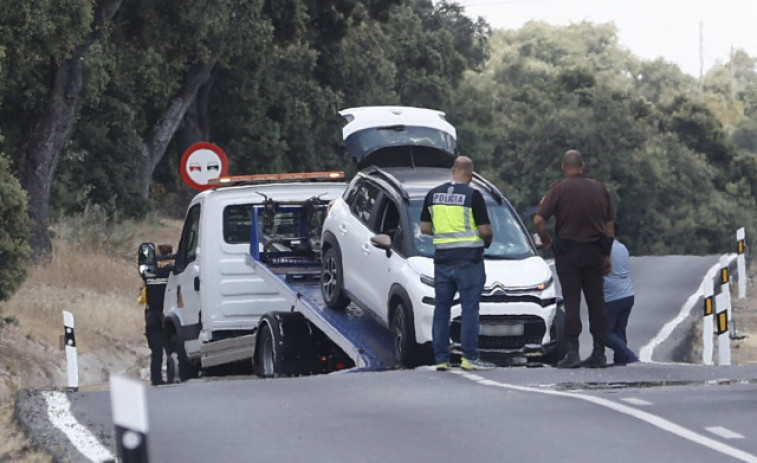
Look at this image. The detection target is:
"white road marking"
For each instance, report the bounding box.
[621,397,653,406]
[42,391,114,462]
[639,256,735,362]
[453,370,757,463]
[706,426,745,439]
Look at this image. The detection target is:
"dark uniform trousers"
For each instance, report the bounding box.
[145,308,164,385]
[555,242,607,342]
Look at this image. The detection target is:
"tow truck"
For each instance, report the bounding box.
[137,171,395,380]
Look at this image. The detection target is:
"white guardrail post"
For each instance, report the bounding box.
[702,277,714,365]
[110,375,150,462]
[737,227,746,299]
[716,255,732,365]
[62,311,79,392]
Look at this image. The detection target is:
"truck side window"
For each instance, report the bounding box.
[175,204,201,273]
[224,204,253,244]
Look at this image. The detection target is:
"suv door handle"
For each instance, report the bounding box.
[194,276,200,291]
[339,224,348,233]
[361,244,371,254]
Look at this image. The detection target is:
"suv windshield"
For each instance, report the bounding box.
[409,201,535,260]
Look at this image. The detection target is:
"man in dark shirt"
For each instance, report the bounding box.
[533,150,614,368]
[420,156,495,371]
[141,244,174,385]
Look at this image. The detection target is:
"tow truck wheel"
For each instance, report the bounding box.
[392,301,418,368]
[257,323,279,378]
[322,247,350,310]
[168,332,199,382]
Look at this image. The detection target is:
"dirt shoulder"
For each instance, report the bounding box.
[0,218,182,462]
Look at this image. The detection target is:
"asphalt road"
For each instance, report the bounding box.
[16,254,757,463]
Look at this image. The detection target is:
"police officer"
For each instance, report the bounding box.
[533,150,615,368]
[139,244,174,385]
[420,156,495,371]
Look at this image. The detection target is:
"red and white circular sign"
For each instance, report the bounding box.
[180,142,229,191]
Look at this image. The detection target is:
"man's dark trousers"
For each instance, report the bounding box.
[555,243,607,345]
[145,309,164,386]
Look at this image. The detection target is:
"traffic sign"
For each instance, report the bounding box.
[180,142,229,190]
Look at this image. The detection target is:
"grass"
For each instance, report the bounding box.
[0,214,183,462]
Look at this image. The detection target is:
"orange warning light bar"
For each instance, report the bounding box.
[208,171,344,186]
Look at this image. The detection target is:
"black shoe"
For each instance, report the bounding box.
[556,351,581,368]
[580,351,607,368]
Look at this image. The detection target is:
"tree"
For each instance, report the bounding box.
[0,0,124,262]
[0,153,31,306]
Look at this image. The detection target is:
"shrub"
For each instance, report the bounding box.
[0,153,31,335]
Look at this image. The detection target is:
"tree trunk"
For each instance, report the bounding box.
[176,75,215,154]
[138,57,219,199]
[19,0,124,263]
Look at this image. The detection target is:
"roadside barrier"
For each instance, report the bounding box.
[110,375,150,462]
[702,279,714,365]
[737,227,746,299]
[701,228,748,365]
[62,310,79,392]
[715,255,732,365]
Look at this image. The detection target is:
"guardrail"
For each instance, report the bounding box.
[702,227,748,365]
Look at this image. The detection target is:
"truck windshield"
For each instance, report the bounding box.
[408,201,535,260]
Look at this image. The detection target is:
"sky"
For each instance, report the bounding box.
[455,0,757,77]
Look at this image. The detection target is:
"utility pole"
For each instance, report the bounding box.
[699,21,704,89]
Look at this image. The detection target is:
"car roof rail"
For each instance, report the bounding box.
[472,172,504,204]
[361,166,411,202]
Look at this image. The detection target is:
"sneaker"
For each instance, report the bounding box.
[435,363,449,371]
[460,357,495,371]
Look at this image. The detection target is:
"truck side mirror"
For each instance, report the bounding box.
[138,242,157,277]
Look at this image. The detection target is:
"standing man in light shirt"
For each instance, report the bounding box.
[604,230,638,366]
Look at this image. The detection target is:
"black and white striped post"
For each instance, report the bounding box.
[62,310,79,392]
[737,227,746,299]
[716,255,732,365]
[110,375,150,462]
[702,276,714,365]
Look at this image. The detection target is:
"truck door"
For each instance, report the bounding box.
[166,204,203,329]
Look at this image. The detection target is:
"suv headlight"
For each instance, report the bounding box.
[420,274,435,287]
[536,276,553,291]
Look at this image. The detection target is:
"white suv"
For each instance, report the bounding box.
[321,106,560,367]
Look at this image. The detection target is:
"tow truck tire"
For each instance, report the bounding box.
[322,247,350,310]
[256,323,280,378]
[168,332,199,382]
[393,301,420,368]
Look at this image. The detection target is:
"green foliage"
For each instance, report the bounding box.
[0,153,31,302]
[2,2,757,257]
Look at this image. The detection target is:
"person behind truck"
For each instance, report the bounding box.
[420,156,495,371]
[138,244,174,385]
[604,225,638,366]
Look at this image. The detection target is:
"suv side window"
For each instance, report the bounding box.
[350,180,382,226]
[175,204,201,273]
[376,197,404,254]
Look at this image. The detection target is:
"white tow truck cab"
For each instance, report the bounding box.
[138,171,354,380]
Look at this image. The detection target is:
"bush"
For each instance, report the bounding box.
[0,153,31,334]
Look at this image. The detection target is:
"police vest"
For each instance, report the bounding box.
[430,189,484,249]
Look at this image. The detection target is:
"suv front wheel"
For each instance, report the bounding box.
[393,300,420,368]
[322,247,350,310]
